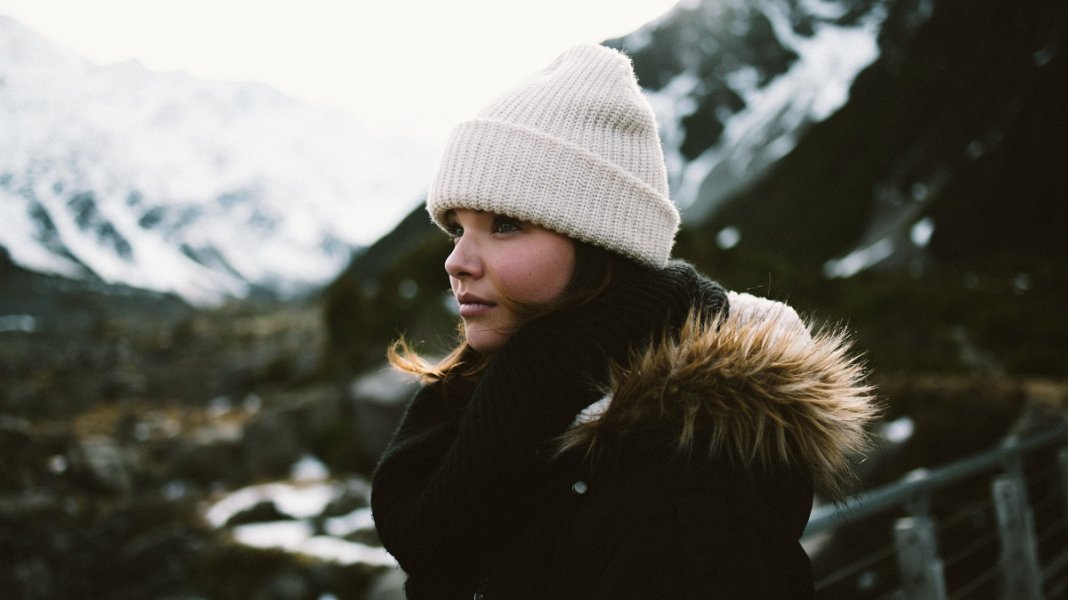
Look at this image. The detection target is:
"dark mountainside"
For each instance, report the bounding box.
[2,0,1068,598]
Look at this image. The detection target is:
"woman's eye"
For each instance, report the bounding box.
[444,224,463,240]
[494,218,521,234]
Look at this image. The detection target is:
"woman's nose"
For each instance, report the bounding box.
[444,236,482,279]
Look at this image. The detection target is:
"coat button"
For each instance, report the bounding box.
[571,480,588,495]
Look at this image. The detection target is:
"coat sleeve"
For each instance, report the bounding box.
[370,351,608,592]
[369,310,628,586]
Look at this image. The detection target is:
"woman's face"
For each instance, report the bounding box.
[444,208,575,353]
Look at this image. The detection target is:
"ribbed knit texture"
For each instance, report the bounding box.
[426,43,680,267]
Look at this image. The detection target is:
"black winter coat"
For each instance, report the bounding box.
[371,263,876,598]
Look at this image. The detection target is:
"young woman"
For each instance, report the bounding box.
[371,43,878,599]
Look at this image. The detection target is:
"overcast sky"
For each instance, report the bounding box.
[0,0,680,145]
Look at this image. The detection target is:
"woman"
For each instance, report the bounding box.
[371,43,877,598]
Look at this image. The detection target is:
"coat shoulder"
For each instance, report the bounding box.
[559,292,880,499]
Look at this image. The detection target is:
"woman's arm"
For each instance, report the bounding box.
[370,316,621,581]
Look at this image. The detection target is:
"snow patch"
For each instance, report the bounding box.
[645,70,702,195]
[229,522,398,567]
[0,315,38,333]
[205,481,338,527]
[910,218,934,247]
[823,238,895,278]
[205,475,394,569]
[290,454,330,483]
[1012,273,1032,293]
[715,226,741,249]
[881,416,915,444]
[323,507,376,538]
[0,189,86,279]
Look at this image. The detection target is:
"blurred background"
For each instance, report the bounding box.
[1,0,1066,598]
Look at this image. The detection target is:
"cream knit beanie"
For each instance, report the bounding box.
[426,43,679,268]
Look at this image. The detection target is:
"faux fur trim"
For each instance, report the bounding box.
[558,297,879,499]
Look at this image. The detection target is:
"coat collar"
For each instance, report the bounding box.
[559,292,879,499]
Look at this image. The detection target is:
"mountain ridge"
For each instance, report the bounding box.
[0,14,434,304]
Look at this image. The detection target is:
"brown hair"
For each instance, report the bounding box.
[387,240,635,386]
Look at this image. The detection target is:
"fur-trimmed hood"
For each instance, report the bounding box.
[561,292,879,499]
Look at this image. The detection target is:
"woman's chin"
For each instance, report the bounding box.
[465,325,514,354]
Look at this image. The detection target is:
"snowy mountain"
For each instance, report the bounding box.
[615,0,890,222]
[606,0,1065,277]
[0,15,435,304]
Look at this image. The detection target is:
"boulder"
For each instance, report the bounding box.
[73,436,133,493]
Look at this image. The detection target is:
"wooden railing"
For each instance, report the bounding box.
[802,426,1068,599]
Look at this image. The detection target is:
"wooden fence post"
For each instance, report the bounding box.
[992,475,1042,600]
[893,516,947,600]
[1059,446,1068,519]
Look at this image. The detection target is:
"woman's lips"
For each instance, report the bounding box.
[455,293,495,318]
[458,302,494,318]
